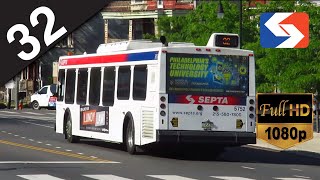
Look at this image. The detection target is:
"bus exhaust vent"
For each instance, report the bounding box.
[142,109,154,139]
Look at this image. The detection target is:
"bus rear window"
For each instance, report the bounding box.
[166,53,249,95]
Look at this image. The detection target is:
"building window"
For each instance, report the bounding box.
[65,69,76,104]
[77,69,88,105]
[57,70,65,101]
[117,66,131,100]
[56,34,74,48]
[176,0,193,2]
[89,68,101,106]
[132,0,143,4]
[133,65,147,100]
[102,67,115,106]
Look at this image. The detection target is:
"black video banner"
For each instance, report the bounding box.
[0,0,110,86]
[257,93,313,124]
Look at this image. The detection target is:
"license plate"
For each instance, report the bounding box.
[202,120,213,131]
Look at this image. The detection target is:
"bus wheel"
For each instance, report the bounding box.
[125,120,136,154]
[65,114,79,143]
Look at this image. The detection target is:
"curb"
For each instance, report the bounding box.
[246,144,320,160]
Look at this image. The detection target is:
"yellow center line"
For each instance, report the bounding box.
[0,140,117,163]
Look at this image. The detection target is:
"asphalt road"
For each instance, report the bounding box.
[0,109,319,180]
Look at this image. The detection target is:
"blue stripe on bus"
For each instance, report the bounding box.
[127,51,158,61]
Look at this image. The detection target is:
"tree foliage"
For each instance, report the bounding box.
[154,0,320,94]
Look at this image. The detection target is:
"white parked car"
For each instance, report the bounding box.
[30,84,57,110]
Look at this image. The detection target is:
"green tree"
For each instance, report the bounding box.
[156,1,259,46]
[245,0,320,93]
[154,0,320,94]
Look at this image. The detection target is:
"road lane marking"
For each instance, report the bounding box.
[148,175,197,180]
[55,147,61,149]
[65,149,72,152]
[1,131,6,133]
[273,178,309,180]
[21,137,26,139]
[29,139,34,141]
[14,134,19,137]
[18,174,64,180]
[241,166,255,170]
[0,140,118,163]
[293,175,310,179]
[8,133,12,134]
[0,111,17,114]
[24,112,44,115]
[291,168,303,171]
[84,175,133,180]
[90,156,97,158]
[0,161,116,164]
[37,141,42,144]
[211,177,256,180]
[77,153,84,155]
[21,121,54,128]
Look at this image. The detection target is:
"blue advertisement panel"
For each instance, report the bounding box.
[166,53,249,95]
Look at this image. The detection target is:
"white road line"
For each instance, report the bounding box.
[37,141,42,144]
[0,111,17,114]
[291,168,303,171]
[77,153,84,155]
[65,149,72,152]
[211,176,256,180]
[21,121,54,129]
[293,175,310,179]
[46,144,52,146]
[21,137,26,139]
[18,174,64,180]
[55,147,61,149]
[8,133,12,134]
[241,166,255,170]
[1,131,6,133]
[90,156,97,159]
[23,112,44,115]
[148,175,197,180]
[14,135,19,137]
[46,113,56,115]
[83,175,133,180]
[273,178,309,180]
[29,139,34,141]
[0,161,117,164]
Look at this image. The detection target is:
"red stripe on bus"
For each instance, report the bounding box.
[60,54,127,66]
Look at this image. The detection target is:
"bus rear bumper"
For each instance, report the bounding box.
[156,130,256,145]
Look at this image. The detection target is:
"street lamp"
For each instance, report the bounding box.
[217,0,243,48]
[217,0,224,19]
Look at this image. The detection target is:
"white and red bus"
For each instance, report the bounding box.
[55,33,256,154]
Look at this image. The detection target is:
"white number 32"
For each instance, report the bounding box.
[7,6,67,61]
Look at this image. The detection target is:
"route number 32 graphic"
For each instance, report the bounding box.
[7,6,67,61]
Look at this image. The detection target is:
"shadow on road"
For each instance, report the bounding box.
[78,139,320,166]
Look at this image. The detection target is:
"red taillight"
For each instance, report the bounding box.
[206,48,211,52]
[162,50,167,53]
[196,48,201,51]
[249,53,254,57]
[215,49,221,52]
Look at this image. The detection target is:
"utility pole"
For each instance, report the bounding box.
[13,75,20,110]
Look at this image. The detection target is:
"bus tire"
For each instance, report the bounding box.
[65,114,79,143]
[125,120,136,154]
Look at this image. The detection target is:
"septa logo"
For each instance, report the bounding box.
[260,12,309,48]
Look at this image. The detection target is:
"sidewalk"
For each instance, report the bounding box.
[248,133,320,159]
